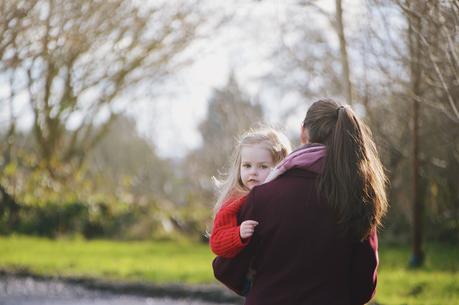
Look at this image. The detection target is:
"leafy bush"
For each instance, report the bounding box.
[0,198,211,241]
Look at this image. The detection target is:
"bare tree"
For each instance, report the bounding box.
[359,0,459,258]
[297,0,353,104]
[396,0,459,123]
[335,0,353,104]
[0,0,39,165]
[406,0,424,267]
[0,0,205,177]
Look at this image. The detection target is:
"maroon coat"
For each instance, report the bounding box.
[212,168,378,305]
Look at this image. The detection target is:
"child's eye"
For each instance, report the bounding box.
[242,164,251,168]
[260,165,269,169]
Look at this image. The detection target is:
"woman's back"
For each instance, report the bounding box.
[213,167,378,305]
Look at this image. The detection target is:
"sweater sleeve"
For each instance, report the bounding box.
[212,191,259,295]
[210,197,249,258]
[350,230,379,305]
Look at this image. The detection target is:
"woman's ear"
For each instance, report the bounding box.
[300,127,309,145]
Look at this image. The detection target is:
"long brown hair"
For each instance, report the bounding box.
[303,99,388,240]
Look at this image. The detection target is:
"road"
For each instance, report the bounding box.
[0,275,239,305]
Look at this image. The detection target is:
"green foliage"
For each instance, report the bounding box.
[0,191,212,241]
[3,201,133,239]
[17,202,88,237]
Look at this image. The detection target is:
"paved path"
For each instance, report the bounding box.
[0,275,240,305]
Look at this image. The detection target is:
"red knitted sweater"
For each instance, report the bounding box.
[210,196,250,258]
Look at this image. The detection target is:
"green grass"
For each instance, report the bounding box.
[375,243,459,305]
[0,235,214,284]
[0,235,458,304]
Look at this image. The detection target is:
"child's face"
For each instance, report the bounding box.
[240,144,274,190]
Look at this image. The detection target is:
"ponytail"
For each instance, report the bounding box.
[303,99,388,240]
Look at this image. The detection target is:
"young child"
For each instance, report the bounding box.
[210,128,292,258]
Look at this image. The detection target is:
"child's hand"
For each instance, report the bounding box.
[240,220,259,240]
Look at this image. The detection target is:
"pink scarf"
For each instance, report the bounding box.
[265,144,327,183]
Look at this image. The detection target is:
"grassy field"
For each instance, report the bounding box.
[0,235,457,304]
[376,243,458,305]
[0,235,214,284]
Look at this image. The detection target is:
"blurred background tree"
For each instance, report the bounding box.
[185,73,264,202]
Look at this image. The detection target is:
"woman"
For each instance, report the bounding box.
[212,99,388,305]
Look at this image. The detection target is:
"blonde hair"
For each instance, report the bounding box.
[213,127,292,216]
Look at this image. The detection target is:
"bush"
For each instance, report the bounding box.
[5,201,138,239]
[16,202,88,237]
[0,200,207,241]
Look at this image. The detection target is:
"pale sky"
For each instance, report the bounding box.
[131,0,366,159]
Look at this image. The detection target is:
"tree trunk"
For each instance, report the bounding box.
[335,0,353,105]
[407,0,424,267]
[0,184,20,231]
